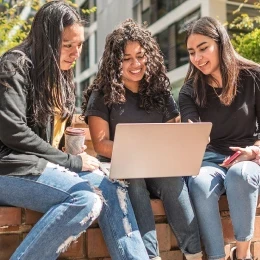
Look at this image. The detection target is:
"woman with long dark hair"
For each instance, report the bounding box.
[0,2,149,259]
[179,16,260,260]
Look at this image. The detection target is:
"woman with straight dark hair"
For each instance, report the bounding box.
[0,1,149,259]
[179,16,260,260]
[82,19,203,260]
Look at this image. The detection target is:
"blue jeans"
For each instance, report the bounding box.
[78,171,149,260]
[127,177,202,259]
[0,163,149,260]
[187,151,260,260]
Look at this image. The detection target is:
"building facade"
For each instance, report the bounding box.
[75,0,258,109]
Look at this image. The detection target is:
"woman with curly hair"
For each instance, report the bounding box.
[82,19,202,260]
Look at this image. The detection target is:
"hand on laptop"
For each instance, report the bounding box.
[79,152,100,171]
[99,163,110,176]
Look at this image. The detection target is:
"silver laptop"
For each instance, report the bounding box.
[100,122,212,179]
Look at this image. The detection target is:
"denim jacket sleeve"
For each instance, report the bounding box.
[0,52,82,173]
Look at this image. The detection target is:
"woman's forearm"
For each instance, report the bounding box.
[93,139,114,159]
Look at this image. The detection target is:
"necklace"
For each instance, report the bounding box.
[211,86,222,98]
[208,79,222,98]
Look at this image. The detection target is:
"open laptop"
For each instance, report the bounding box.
[100,122,212,179]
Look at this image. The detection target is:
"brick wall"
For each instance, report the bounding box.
[1,115,260,260]
[1,198,260,260]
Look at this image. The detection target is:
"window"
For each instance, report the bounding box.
[155,28,169,68]
[80,0,97,27]
[94,31,97,64]
[76,78,90,109]
[154,9,200,71]
[168,24,176,70]
[133,4,139,22]
[81,38,89,72]
[142,0,151,24]
[176,9,200,67]
[141,0,187,25]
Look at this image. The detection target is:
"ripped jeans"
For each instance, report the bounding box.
[187,151,260,260]
[0,162,148,260]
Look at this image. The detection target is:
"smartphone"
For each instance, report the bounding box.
[222,151,242,165]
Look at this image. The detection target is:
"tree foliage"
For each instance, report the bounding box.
[0,0,96,55]
[232,28,260,63]
[229,1,260,63]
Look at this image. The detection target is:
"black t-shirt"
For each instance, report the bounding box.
[85,87,179,160]
[179,70,260,156]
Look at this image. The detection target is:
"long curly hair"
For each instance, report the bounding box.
[82,18,171,115]
[184,16,259,107]
[2,1,85,126]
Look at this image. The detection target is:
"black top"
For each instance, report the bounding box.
[85,87,179,161]
[0,50,82,175]
[179,70,260,156]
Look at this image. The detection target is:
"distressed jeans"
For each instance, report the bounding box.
[127,177,202,260]
[0,163,149,260]
[187,151,260,260]
[78,171,149,260]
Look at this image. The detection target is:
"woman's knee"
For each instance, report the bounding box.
[188,172,224,201]
[79,171,124,197]
[225,161,260,189]
[64,175,103,210]
[69,188,103,223]
[225,162,243,184]
[188,175,210,198]
[69,186,101,205]
[147,177,185,196]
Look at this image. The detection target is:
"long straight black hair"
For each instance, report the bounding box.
[7,1,85,126]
